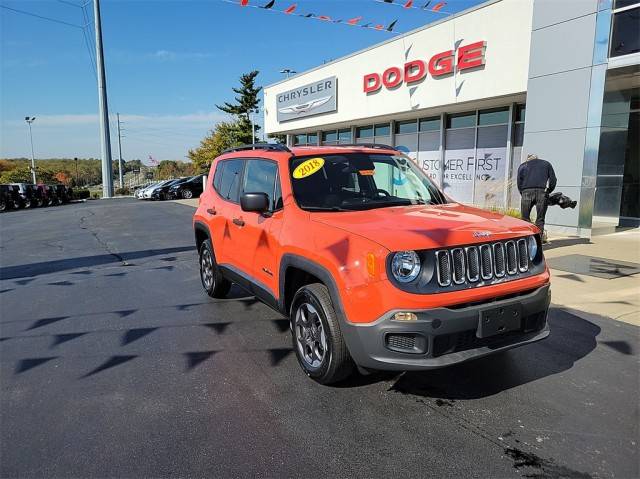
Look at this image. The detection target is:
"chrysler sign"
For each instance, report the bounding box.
[277,76,337,122]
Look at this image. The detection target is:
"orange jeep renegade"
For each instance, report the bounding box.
[193,143,550,384]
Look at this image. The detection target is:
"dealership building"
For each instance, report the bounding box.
[263,0,639,237]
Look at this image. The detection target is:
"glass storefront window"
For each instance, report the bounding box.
[294,134,307,145]
[338,128,352,143]
[515,104,526,123]
[374,123,390,136]
[446,112,476,129]
[614,0,640,9]
[356,126,374,138]
[610,8,640,57]
[307,132,318,145]
[478,107,509,126]
[395,120,418,134]
[419,117,440,131]
[322,130,338,143]
[474,125,508,207]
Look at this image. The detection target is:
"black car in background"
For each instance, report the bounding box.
[11,183,41,208]
[0,185,22,211]
[54,184,72,204]
[167,174,205,199]
[150,178,185,200]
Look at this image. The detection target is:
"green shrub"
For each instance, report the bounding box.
[74,189,91,199]
[115,187,131,196]
[91,192,101,199]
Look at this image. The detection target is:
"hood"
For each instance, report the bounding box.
[311,203,536,251]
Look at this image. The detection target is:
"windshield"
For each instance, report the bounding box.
[289,153,447,211]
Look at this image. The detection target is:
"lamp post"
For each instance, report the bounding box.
[25,116,36,183]
[279,68,296,78]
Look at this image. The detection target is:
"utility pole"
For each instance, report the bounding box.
[93,0,113,198]
[25,117,36,183]
[116,113,124,189]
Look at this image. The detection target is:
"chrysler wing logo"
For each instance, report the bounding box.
[278,96,332,115]
[473,231,492,238]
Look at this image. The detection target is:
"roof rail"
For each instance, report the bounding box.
[222,143,292,154]
[330,143,398,151]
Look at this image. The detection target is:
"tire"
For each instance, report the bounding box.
[24,198,32,209]
[182,189,193,199]
[291,283,355,384]
[199,239,231,298]
[0,201,6,212]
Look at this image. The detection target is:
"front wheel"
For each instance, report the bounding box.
[182,189,193,199]
[199,239,231,298]
[291,283,355,384]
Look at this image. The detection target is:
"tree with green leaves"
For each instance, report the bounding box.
[188,121,241,172]
[216,70,262,144]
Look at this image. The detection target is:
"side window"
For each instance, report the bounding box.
[213,162,224,191]
[242,160,279,209]
[216,159,244,203]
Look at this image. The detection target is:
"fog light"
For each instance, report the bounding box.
[394,312,417,321]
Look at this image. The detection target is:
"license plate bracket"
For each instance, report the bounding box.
[477,304,522,338]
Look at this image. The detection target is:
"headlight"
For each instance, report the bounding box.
[527,235,538,261]
[391,251,421,283]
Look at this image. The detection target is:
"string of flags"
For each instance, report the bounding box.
[376,0,449,14]
[222,0,400,33]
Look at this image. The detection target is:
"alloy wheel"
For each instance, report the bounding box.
[183,189,193,199]
[200,248,215,290]
[294,302,327,369]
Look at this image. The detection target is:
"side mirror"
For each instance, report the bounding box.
[241,192,270,213]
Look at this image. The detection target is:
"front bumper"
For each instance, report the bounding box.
[341,284,550,371]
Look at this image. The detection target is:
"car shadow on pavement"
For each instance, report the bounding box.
[0,246,194,280]
[386,307,600,400]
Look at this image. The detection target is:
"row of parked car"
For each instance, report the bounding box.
[0,183,74,212]
[134,175,205,201]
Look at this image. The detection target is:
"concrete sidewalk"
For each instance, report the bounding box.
[171,199,639,326]
[545,229,640,326]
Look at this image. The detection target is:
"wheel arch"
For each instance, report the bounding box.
[194,221,211,252]
[279,254,347,322]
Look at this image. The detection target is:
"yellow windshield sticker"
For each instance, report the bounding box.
[293,157,325,179]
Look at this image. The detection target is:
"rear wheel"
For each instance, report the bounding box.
[291,283,355,384]
[23,198,32,209]
[182,189,193,199]
[199,239,231,298]
[0,200,6,212]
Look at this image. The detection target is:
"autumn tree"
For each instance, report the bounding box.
[216,70,262,144]
[188,121,240,172]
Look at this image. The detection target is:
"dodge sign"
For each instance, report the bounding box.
[277,76,337,122]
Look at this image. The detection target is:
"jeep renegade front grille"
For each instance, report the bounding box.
[435,239,529,287]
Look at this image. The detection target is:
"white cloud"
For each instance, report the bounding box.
[149,50,214,62]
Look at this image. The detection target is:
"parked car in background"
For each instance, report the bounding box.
[0,184,21,211]
[169,174,205,199]
[10,183,40,208]
[143,180,174,199]
[150,178,184,200]
[54,184,72,204]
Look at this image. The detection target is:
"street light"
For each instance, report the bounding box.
[279,68,296,79]
[25,116,36,183]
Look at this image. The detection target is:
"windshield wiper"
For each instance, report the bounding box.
[303,206,351,212]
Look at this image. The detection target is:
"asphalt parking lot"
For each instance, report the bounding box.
[1,199,638,478]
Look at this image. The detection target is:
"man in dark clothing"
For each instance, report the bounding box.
[517,154,557,239]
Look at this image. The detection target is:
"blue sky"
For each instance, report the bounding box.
[1,0,481,163]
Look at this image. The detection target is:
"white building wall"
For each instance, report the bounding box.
[264,0,533,135]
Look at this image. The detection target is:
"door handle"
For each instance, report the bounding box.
[232,218,245,227]
[206,208,216,215]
